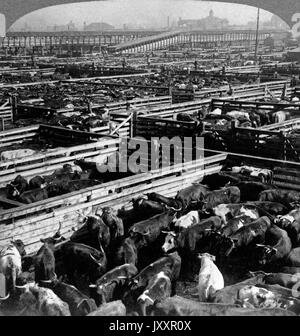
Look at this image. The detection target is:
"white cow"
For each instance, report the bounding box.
[198,253,224,302]
[0,241,24,299]
[1,149,37,161]
[226,111,250,120]
[210,108,222,115]
[173,211,200,230]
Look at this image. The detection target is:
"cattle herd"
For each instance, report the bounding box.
[1,162,300,316]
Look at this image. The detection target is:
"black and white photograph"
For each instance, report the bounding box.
[0,0,300,321]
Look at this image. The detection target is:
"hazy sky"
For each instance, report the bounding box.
[12,0,273,30]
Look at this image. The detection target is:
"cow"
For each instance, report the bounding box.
[246,202,288,216]
[89,264,138,305]
[276,208,300,246]
[19,284,71,316]
[234,182,275,202]
[222,215,255,237]
[230,216,271,250]
[211,203,261,225]
[46,280,97,316]
[237,285,278,309]
[175,184,210,211]
[59,242,107,284]
[71,214,110,252]
[29,176,46,190]
[231,166,273,184]
[271,110,290,124]
[113,237,138,267]
[251,225,292,267]
[198,253,224,302]
[263,273,300,289]
[132,196,167,219]
[6,175,29,199]
[137,271,172,316]
[129,211,175,248]
[1,149,37,161]
[17,188,49,204]
[153,295,295,316]
[0,240,26,299]
[161,216,223,254]
[259,189,300,208]
[98,207,124,240]
[201,186,240,210]
[173,211,200,230]
[146,192,181,211]
[34,225,63,284]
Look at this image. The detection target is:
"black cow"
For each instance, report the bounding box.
[132,196,167,220]
[287,247,300,267]
[259,189,300,208]
[100,207,124,241]
[34,225,63,284]
[6,175,29,200]
[17,188,49,204]
[59,242,107,284]
[202,186,240,210]
[251,225,292,267]
[89,263,138,305]
[45,280,97,316]
[29,176,46,190]
[113,237,138,267]
[235,182,274,202]
[70,215,110,252]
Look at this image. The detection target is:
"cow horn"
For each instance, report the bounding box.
[0,293,10,300]
[40,280,53,284]
[89,284,97,288]
[90,253,102,265]
[256,244,266,247]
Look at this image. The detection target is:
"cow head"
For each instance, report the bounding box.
[197,253,216,262]
[161,231,177,253]
[6,183,20,198]
[275,215,294,228]
[11,239,26,257]
[40,223,65,246]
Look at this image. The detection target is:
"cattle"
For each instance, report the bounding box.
[19,284,71,316]
[272,110,290,124]
[212,204,261,225]
[252,225,292,267]
[98,207,124,240]
[246,202,288,216]
[129,211,175,248]
[146,192,181,210]
[89,264,138,305]
[175,184,210,211]
[173,210,200,230]
[263,273,300,289]
[202,186,240,210]
[132,196,167,219]
[230,216,271,250]
[1,149,37,161]
[113,237,138,267]
[71,214,110,252]
[0,240,26,298]
[137,271,172,316]
[34,225,63,284]
[29,176,46,190]
[17,188,49,204]
[276,208,300,246]
[87,300,126,316]
[237,285,278,309]
[59,242,107,284]
[231,166,273,184]
[226,111,250,121]
[259,189,300,208]
[6,175,29,200]
[153,295,295,316]
[235,182,274,202]
[46,281,97,316]
[222,215,255,237]
[198,253,224,302]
